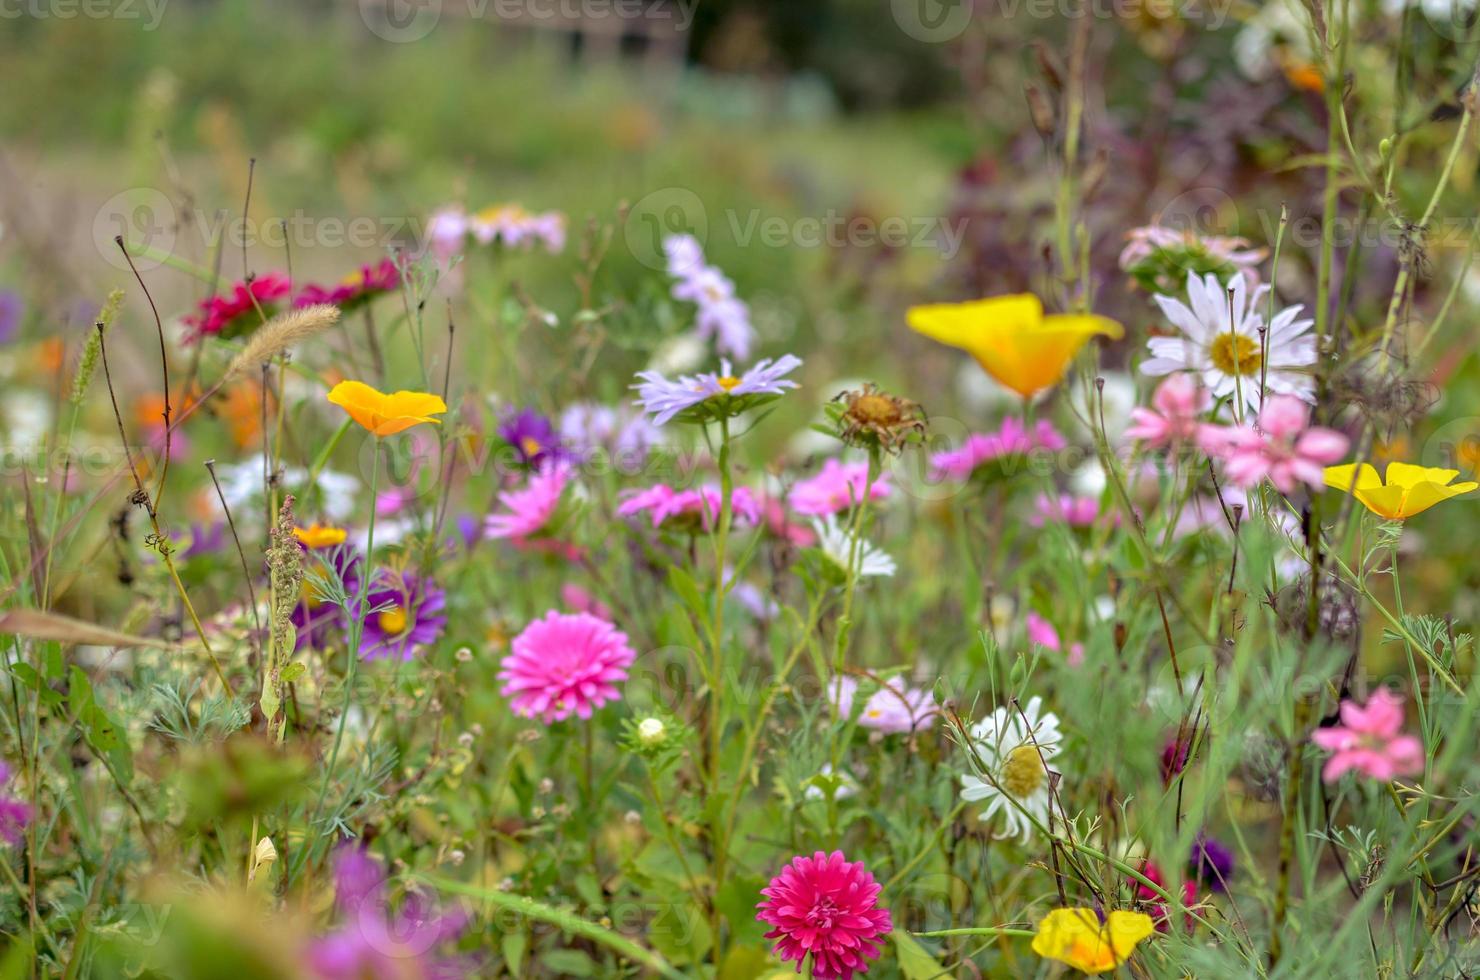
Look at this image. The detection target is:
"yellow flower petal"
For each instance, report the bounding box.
[907,296,1122,398]
[1032,908,1155,975]
[293,524,348,549]
[327,380,447,437]
[1324,461,1477,520]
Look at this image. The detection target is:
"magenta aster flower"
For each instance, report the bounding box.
[0,761,31,846]
[788,459,891,516]
[617,482,762,532]
[1211,395,1348,494]
[358,569,447,661]
[498,611,636,723]
[756,850,892,980]
[183,271,292,343]
[484,464,570,546]
[1311,688,1425,782]
[295,258,400,311]
[930,417,1066,482]
[632,356,802,426]
[307,845,471,980]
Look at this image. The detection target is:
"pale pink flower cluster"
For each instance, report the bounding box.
[1031,493,1110,528]
[1311,689,1425,782]
[1206,395,1348,495]
[788,459,891,516]
[829,676,938,734]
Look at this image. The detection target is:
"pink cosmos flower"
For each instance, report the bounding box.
[829,677,937,734]
[1125,375,1214,451]
[484,464,569,547]
[498,611,636,723]
[756,851,892,980]
[617,482,762,532]
[788,459,891,516]
[1213,395,1349,495]
[1311,688,1425,782]
[930,417,1066,481]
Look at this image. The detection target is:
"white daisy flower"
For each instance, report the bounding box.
[959,695,1063,842]
[1141,272,1316,416]
[811,515,896,578]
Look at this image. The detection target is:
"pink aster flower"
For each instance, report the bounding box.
[756,850,892,980]
[498,611,636,723]
[788,459,891,516]
[617,482,762,532]
[295,258,400,310]
[485,464,568,542]
[1311,688,1425,782]
[1025,612,1085,666]
[1213,395,1349,495]
[1125,375,1214,452]
[930,417,1066,482]
[1031,493,1110,528]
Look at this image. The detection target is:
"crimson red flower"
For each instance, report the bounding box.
[183,271,291,343]
[295,258,401,310]
[756,850,892,980]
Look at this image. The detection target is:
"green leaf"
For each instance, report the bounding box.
[501,932,526,975]
[539,949,594,976]
[892,930,949,980]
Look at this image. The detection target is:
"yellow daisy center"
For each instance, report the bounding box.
[1000,744,1047,798]
[714,376,742,392]
[1209,332,1262,376]
[520,436,543,457]
[378,606,408,636]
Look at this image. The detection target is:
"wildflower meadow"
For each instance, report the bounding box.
[4,1,1480,977]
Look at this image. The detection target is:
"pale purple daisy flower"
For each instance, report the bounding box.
[632,355,802,426]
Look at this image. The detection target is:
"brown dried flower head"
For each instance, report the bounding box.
[833,383,926,455]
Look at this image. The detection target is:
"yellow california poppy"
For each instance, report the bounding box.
[1323,462,1478,521]
[326,381,447,437]
[1032,908,1155,975]
[907,295,1123,398]
[293,524,348,549]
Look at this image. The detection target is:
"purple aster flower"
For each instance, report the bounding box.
[498,408,562,468]
[359,569,448,661]
[0,291,22,345]
[666,245,755,359]
[663,234,706,278]
[632,355,802,426]
[1191,834,1235,892]
[308,844,473,980]
[559,402,661,471]
[0,761,31,846]
[181,521,227,560]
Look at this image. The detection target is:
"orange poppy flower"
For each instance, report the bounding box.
[326,381,447,437]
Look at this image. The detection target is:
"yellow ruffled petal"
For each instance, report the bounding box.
[1323,463,1382,492]
[327,381,446,436]
[1383,461,1458,490]
[1031,908,1153,975]
[906,297,1121,397]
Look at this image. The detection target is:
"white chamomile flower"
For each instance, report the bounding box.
[959,695,1063,843]
[1141,272,1315,417]
[811,515,896,578]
